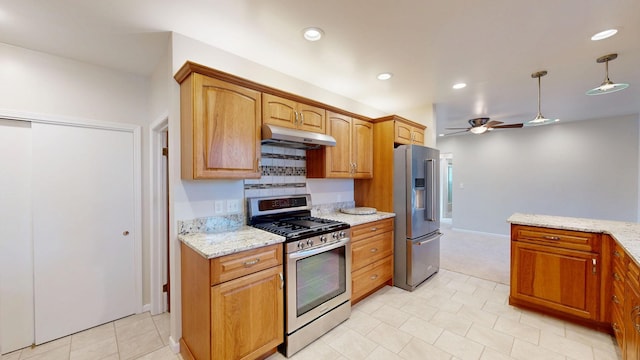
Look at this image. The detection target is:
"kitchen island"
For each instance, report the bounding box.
[508,213,640,359]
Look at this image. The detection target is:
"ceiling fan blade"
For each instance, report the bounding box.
[443,129,469,136]
[485,120,504,128]
[492,123,524,129]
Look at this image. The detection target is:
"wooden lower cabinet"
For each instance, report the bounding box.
[510,225,604,324]
[181,243,284,360]
[351,218,394,304]
[624,258,640,359]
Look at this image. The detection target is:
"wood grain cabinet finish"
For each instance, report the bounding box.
[180,243,283,360]
[612,239,627,350]
[624,259,640,360]
[350,218,394,304]
[262,93,326,133]
[394,118,425,145]
[307,111,373,179]
[178,72,261,179]
[353,115,426,212]
[510,225,602,322]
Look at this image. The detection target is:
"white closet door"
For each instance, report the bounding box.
[32,123,135,344]
[0,120,34,354]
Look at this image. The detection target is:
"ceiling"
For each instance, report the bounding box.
[1,0,639,135]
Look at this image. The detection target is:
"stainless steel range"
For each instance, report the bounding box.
[248,194,351,357]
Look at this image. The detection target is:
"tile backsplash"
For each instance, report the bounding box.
[244,145,308,198]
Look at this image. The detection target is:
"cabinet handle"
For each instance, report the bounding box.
[612,295,620,304]
[614,250,621,258]
[370,248,378,253]
[370,274,379,281]
[613,323,621,332]
[613,272,622,281]
[300,113,304,125]
[592,258,597,274]
[543,235,560,240]
[279,272,284,289]
[370,227,378,232]
[294,111,299,124]
[244,258,261,267]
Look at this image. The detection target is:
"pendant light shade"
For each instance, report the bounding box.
[526,70,558,126]
[586,53,629,95]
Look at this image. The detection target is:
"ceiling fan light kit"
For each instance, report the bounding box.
[586,53,629,95]
[526,70,558,126]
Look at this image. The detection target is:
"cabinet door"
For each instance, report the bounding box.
[325,112,353,178]
[394,121,413,145]
[211,266,284,360]
[262,93,297,129]
[511,241,600,320]
[352,119,373,179]
[189,74,261,179]
[412,127,425,145]
[297,103,326,133]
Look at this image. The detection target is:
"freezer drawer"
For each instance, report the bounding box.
[406,232,441,288]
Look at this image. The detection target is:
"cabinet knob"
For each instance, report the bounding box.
[614,250,621,258]
[612,295,620,304]
[370,248,378,253]
[370,274,379,281]
[613,272,622,281]
[123,231,130,236]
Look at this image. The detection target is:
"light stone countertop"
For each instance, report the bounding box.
[178,226,285,259]
[178,212,395,259]
[319,211,396,227]
[508,213,640,265]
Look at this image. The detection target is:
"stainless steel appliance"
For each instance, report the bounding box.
[248,194,351,357]
[393,144,442,291]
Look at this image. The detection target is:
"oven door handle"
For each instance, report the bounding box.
[288,238,350,259]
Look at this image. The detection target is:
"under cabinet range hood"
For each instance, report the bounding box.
[261,124,336,149]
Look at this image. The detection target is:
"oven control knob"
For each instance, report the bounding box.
[320,235,327,243]
[307,239,314,246]
[297,241,305,249]
[339,231,346,238]
[332,232,338,239]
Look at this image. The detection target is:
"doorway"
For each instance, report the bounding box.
[440,153,453,222]
[150,117,169,314]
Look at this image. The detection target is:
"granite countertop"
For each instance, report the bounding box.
[320,210,395,226]
[179,226,285,259]
[508,212,640,265]
[178,211,395,259]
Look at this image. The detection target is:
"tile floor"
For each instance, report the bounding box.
[1,312,180,360]
[3,227,622,359]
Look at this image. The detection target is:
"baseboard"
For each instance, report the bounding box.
[141,303,151,313]
[169,336,181,354]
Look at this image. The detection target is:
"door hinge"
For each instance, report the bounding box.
[162,283,168,292]
[162,147,168,157]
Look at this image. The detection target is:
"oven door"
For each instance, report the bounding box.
[285,237,351,333]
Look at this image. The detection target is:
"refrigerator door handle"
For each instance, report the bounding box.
[425,159,436,221]
[416,232,442,245]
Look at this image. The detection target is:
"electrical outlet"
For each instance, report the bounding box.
[214,200,224,214]
[227,199,240,214]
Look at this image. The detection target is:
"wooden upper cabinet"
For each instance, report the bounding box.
[394,119,425,145]
[262,93,326,134]
[179,72,261,179]
[306,112,372,179]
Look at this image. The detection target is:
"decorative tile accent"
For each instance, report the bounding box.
[178,214,245,235]
[243,145,308,197]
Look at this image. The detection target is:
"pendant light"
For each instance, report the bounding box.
[526,70,558,126]
[586,53,629,95]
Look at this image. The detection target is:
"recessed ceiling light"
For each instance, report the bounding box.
[377,73,392,80]
[303,27,324,41]
[452,83,467,89]
[591,29,618,41]
[438,134,445,137]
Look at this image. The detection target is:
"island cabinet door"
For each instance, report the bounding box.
[210,266,284,360]
[511,241,600,320]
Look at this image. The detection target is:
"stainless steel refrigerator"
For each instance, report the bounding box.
[393,144,442,291]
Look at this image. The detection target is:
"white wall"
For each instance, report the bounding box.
[0,42,154,307]
[437,114,640,235]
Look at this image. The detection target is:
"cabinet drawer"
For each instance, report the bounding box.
[352,256,392,303]
[511,225,600,252]
[210,244,283,285]
[352,231,393,270]
[351,218,394,241]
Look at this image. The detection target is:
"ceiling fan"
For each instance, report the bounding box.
[445,117,523,135]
